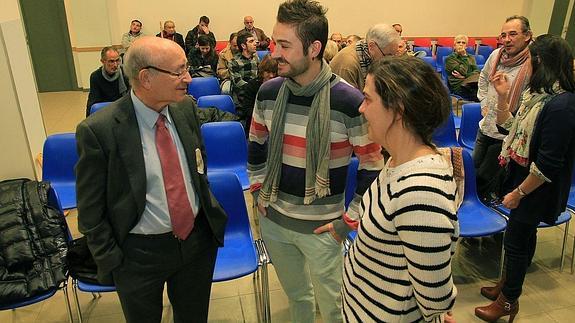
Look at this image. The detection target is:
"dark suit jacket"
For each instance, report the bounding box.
[155,32,186,51]
[238,27,270,50]
[75,94,227,284]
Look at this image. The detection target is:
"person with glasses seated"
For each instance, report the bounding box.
[75,36,227,323]
[330,23,401,90]
[86,46,130,117]
[445,34,480,101]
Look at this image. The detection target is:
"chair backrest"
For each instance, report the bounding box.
[42,133,78,183]
[478,45,494,60]
[207,172,252,239]
[461,149,480,202]
[432,110,458,147]
[466,46,476,55]
[458,103,481,150]
[197,95,236,114]
[345,157,359,209]
[474,54,486,65]
[479,37,499,48]
[413,46,432,57]
[435,47,453,71]
[200,121,247,170]
[89,102,111,115]
[257,50,270,61]
[187,77,221,99]
[421,56,436,69]
[215,41,228,54]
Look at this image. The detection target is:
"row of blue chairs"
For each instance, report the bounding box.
[414,45,494,62]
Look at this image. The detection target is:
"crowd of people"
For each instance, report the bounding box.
[78,1,575,322]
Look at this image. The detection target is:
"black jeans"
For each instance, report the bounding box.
[501,216,538,302]
[473,131,505,200]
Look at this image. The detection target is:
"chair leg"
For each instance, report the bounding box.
[560,221,570,272]
[252,269,263,323]
[498,232,506,280]
[260,262,271,323]
[72,279,84,323]
[61,282,74,323]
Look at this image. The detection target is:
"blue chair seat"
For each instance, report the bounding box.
[197,94,236,114]
[0,288,57,310]
[49,182,77,210]
[458,199,507,237]
[76,280,116,293]
[187,77,221,99]
[42,133,78,210]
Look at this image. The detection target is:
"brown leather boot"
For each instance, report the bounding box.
[475,293,519,322]
[480,278,505,301]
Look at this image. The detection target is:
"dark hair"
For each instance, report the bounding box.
[277,0,328,59]
[100,46,118,59]
[258,55,278,79]
[237,30,253,51]
[506,15,531,33]
[529,34,575,94]
[229,32,238,42]
[131,19,142,26]
[197,34,212,47]
[367,56,450,147]
[199,16,210,24]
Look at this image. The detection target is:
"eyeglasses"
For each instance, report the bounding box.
[373,41,396,57]
[143,63,190,79]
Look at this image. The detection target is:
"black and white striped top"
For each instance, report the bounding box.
[343,154,459,323]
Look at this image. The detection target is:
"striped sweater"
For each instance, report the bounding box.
[248,74,383,235]
[343,154,459,323]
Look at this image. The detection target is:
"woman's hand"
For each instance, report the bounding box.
[502,189,522,209]
[490,71,510,97]
[445,311,456,323]
[313,222,343,243]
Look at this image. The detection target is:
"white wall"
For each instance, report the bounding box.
[66,0,554,88]
[0,0,47,180]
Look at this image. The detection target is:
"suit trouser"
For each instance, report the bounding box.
[112,213,218,323]
[473,131,505,200]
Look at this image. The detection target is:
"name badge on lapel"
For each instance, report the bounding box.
[195,148,205,174]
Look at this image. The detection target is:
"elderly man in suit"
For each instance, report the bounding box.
[75,36,227,323]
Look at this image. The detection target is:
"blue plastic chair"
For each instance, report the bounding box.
[458,103,482,151]
[257,50,270,61]
[208,172,270,322]
[466,46,476,55]
[478,45,494,59]
[458,150,508,276]
[566,172,575,273]
[197,94,236,114]
[413,46,432,57]
[201,121,249,190]
[71,278,116,323]
[420,56,436,70]
[493,203,572,272]
[42,133,78,210]
[89,102,111,115]
[435,47,453,73]
[345,157,359,209]
[187,76,221,99]
[474,54,486,66]
[432,111,459,147]
[0,187,74,323]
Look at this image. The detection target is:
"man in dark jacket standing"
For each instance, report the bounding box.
[75,36,227,323]
[86,46,130,117]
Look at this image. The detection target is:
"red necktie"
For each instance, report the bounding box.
[155,114,195,240]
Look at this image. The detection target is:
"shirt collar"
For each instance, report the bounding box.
[131,90,172,129]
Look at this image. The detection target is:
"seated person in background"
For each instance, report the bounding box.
[217,32,239,93]
[324,40,339,63]
[229,30,259,101]
[185,16,216,55]
[346,34,361,48]
[239,16,270,50]
[445,34,480,101]
[188,35,218,77]
[121,19,144,54]
[156,20,185,51]
[86,46,129,117]
[237,54,277,136]
[392,23,403,36]
[330,32,344,50]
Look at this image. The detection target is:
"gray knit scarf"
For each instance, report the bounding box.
[101,66,128,96]
[259,60,335,206]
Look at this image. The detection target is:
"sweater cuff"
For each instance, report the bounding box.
[332,218,352,242]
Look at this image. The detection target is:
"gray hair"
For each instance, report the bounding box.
[123,41,156,85]
[454,34,468,43]
[366,24,400,51]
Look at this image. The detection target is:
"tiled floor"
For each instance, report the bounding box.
[2,91,575,322]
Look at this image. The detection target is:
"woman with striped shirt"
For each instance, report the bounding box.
[342,57,459,322]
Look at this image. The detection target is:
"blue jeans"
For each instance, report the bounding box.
[260,215,343,323]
